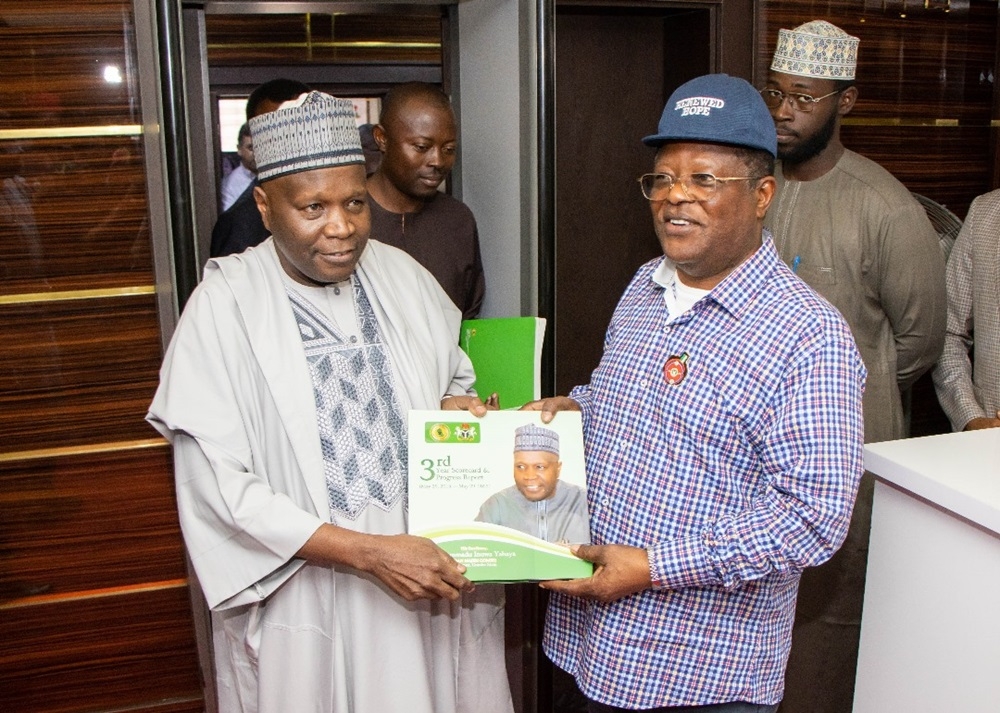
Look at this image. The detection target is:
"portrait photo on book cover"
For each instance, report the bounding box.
[475,423,590,544]
[407,410,592,582]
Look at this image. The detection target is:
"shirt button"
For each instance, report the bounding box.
[640,379,649,388]
[601,497,610,506]
[349,335,358,343]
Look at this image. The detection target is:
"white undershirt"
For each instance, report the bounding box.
[651,260,711,321]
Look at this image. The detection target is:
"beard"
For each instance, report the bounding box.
[777,107,838,164]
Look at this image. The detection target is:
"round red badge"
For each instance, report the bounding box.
[663,353,689,385]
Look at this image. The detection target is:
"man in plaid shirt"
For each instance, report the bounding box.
[526,74,867,712]
[932,188,1000,433]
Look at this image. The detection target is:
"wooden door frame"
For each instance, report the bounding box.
[537,0,755,398]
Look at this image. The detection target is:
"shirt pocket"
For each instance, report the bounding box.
[794,260,837,286]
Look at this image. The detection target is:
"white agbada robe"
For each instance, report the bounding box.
[147,238,512,713]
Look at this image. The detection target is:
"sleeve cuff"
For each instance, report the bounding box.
[647,533,722,591]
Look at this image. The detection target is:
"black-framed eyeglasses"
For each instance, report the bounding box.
[638,173,761,202]
[759,87,841,113]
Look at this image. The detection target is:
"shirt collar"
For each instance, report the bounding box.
[709,230,780,318]
[647,230,781,319]
[650,257,677,291]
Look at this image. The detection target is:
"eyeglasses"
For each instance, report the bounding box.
[759,87,841,113]
[638,172,761,202]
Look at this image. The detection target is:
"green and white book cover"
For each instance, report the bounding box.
[407,409,593,582]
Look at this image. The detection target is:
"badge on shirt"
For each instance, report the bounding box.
[663,352,689,385]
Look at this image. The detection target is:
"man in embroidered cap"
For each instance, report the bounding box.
[526,74,866,712]
[147,91,512,713]
[763,20,947,713]
[476,423,590,543]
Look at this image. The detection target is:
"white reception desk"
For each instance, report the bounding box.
[854,428,1000,712]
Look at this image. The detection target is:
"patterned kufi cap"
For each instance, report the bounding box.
[249,91,364,183]
[514,424,559,455]
[770,20,859,81]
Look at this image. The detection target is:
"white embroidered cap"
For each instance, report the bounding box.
[770,20,859,81]
[249,91,364,183]
[514,424,560,455]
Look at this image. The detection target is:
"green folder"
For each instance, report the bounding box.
[460,317,546,409]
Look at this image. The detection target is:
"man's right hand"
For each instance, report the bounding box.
[520,396,581,424]
[356,533,473,602]
[297,525,473,601]
[964,411,1000,431]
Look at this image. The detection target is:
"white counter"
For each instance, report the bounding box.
[864,428,1000,533]
[853,428,1000,712]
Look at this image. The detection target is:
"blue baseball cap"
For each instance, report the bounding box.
[642,73,777,157]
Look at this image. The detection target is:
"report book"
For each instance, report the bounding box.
[407,409,592,582]
[459,316,546,409]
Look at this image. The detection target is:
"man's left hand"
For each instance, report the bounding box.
[540,544,652,603]
[441,394,498,416]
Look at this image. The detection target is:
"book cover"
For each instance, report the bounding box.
[407,409,592,582]
[460,317,546,409]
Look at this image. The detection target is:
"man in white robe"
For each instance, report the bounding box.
[147,91,512,713]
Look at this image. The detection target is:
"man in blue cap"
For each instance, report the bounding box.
[526,74,867,712]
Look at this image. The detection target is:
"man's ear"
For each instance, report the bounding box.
[253,185,270,231]
[755,176,777,219]
[838,86,858,117]
[372,124,388,153]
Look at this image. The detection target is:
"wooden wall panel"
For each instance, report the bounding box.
[0,447,185,601]
[1,296,162,393]
[0,296,163,452]
[847,14,995,123]
[0,588,202,713]
[2,379,162,450]
[205,11,443,65]
[0,1,141,129]
[129,704,206,713]
[0,2,205,709]
[0,137,152,296]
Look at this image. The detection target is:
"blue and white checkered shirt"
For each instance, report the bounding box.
[543,236,866,708]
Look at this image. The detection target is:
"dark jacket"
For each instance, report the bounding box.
[210,181,270,257]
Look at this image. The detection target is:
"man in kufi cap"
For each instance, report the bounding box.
[529,73,866,712]
[476,423,590,544]
[147,91,513,713]
[762,20,946,713]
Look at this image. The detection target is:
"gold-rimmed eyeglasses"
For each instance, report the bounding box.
[638,173,761,202]
[759,87,841,113]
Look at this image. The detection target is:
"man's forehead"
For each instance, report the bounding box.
[514,450,559,460]
[767,71,835,91]
[388,100,455,130]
